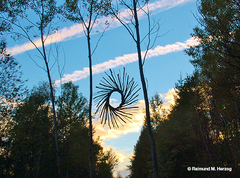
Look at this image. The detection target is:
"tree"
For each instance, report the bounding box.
[186,0,240,125]
[130,0,240,176]
[128,126,153,178]
[0,41,26,101]
[111,1,160,177]
[0,41,27,177]
[1,81,118,177]
[60,122,118,178]
[61,1,111,176]
[5,82,57,177]
[1,1,61,176]
[156,73,240,177]
[163,75,210,177]
[56,81,88,176]
[95,148,118,177]
[129,93,163,177]
[150,93,163,127]
[57,82,118,177]
[57,81,88,140]
[130,73,240,177]
[186,0,240,169]
[0,40,26,123]
[0,41,26,129]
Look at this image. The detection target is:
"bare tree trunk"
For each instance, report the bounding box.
[87,27,93,178]
[133,0,158,177]
[85,3,94,175]
[40,19,61,178]
[43,46,61,178]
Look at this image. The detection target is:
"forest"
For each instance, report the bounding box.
[1,0,240,177]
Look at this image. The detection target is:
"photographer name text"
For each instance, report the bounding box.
[187,167,232,172]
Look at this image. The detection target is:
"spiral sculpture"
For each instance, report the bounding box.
[94,68,140,128]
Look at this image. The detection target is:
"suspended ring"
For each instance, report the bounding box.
[94,68,140,128]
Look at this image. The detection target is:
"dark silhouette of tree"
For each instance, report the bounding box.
[186,0,240,125]
[57,82,118,177]
[60,1,111,176]
[1,81,118,177]
[0,41,26,100]
[0,41,27,130]
[129,1,240,175]
[0,1,61,176]
[186,0,240,169]
[130,73,240,177]
[0,41,27,177]
[128,126,153,178]
[110,1,160,177]
[7,82,57,177]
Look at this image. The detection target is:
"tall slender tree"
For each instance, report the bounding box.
[0,1,61,176]
[61,1,111,176]
[111,1,160,177]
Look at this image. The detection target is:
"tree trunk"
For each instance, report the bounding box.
[87,27,93,178]
[133,0,158,177]
[41,24,61,178]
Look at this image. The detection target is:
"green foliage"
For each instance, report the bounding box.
[57,82,89,177]
[129,94,163,177]
[186,0,240,159]
[60,125,118,177]
[130,1,240,176]
[150,93,163,126]
[128,127,152,178]
[60,0,113,176]
[61,0,112,23]
[0,42,27,173]
[3,82,57,177]
[0,0,58,44]
[57,81,88,133]
[186,0,240,119]
[156,75,210,177]
[130,73,240,177]
[0,82,118,177]
[0,41,26,100]
[1,2,61,176]
[96,148,118,177]
[57,82,118,177]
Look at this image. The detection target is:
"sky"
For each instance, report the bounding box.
[6,0,199,176]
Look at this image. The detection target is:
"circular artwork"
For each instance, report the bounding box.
[94,68,140,128]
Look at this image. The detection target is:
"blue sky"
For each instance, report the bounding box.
[7,0,199,176]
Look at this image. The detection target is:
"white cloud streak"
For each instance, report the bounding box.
[55,37,199,85]
[8,24,85,56]
[8,0,194,55]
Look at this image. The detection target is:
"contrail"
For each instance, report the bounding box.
[7,0,194,55]
[55,37,199,86]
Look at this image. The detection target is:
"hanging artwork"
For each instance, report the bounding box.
[94,68,140,128]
